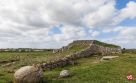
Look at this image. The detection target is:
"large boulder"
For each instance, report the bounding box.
[14,65,43,83]
[59,70,70,78]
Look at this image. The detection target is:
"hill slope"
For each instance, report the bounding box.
[0,40,123,83]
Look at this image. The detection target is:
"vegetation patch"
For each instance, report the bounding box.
[93,40,120,48]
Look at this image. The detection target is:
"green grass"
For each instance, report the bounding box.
[68,44,89,52]
[49,43,90,59]
[122,49,136,54]
[1,47,136,83]
[44,53,136,83]
[0,44,90,83]
[93,40,120,48]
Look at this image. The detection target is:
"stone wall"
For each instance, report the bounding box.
[42,44,122,70]
[53,40,94,53]
[89,44,122,55]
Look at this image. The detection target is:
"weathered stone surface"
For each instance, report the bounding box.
[14,65,43,83]
[42,44,121,70]
[43,40,122,70]
[100,56,119,61]
[59,70,70,78]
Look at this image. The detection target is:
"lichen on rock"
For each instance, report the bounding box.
[14,65,43,83]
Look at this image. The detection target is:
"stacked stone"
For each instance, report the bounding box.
[42,42,122,70]
[41,55,76,70]
[14,40,122,83]
[42,47,93,70]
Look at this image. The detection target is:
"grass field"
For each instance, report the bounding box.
[44,53,136,83]
[0,43,90,83]
[0,51,53,83]
[0,51,136,83]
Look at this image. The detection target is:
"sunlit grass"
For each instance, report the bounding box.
[0,44,136,83]
[44,53,136,83]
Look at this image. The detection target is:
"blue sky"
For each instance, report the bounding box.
[115,0,136,26]
[0,0,136,48]
[116,0,136,9]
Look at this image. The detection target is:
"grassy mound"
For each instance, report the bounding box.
[0,40,125,83]
[93,40,120,48]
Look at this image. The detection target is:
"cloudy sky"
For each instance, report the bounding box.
[0,0,136,48]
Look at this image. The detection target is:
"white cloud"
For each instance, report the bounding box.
[0,0,117,29]
[0,0,136,48]
[102,26,124,33]
[113,1,136,25]
[91,31,100,37]
[120,28,136,36]
[52,25,87,42]
[83,0,117,27]
[103,26,136,48]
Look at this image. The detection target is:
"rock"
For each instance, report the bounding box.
[14,65,43,83]
[100,56,119,61]
[12,62,16,64]
[1,62,16,67]
[1,63,12,67]
[59,70,70,78]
